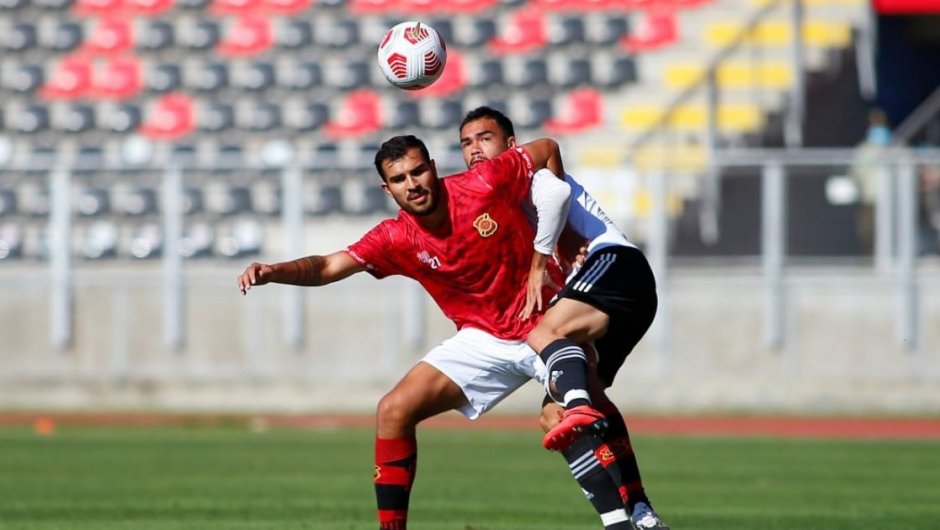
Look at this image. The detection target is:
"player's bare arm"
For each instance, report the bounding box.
[521,138,565,180]
[237,251,364,295]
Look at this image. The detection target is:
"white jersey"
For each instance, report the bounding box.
[563,173,635,257]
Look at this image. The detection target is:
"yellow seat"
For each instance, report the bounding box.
[705,20,852,48]
[577,146,624,167]
[630,144,709,175]
[664,62,793,90]
[621,103,763,133]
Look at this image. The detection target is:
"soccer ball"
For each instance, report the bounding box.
[377,21,447,90]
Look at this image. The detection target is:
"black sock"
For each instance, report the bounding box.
[562,436,633,529]
[539,338,591,408]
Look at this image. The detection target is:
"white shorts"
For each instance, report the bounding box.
[421,327,548,420]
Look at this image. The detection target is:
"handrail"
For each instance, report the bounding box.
[626,0,789,160]
[891,84,940,146]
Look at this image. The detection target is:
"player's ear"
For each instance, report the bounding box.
[430,159,437,177]
[507,136,517,148]
[380,182,391,196]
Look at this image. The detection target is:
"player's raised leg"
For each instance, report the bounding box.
[374,362,468,530]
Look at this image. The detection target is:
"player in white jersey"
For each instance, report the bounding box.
[459,107,669,530]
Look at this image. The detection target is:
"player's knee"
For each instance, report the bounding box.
[376,391,414,431]
[539,403,564,433]
[527,324,560,354]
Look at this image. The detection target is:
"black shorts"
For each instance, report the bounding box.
[554,245,657,387]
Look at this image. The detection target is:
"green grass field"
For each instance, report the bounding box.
[1,426,938,530]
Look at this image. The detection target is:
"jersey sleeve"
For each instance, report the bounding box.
[476,146,536,203]
[345,221,399,279]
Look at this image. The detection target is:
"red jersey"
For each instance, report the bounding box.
[347,147,564,340]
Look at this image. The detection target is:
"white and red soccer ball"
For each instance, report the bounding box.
[377,21,447,90]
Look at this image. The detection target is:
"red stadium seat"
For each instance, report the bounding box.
[261,0,311,13]
[72,0,123,16]
[347,0,397,13]
[217,16,272,56]
[82,18,134,55]
[489,7,547,55]
[125,0,173,15]
[325,90,382,139]
[545,88,603,134]
[209,0,261,13]
[40,55,94,100]
[445,0,497,13]
[94,57,142,100]
[407,50,466,98]
[622,9,677,52]
[398,0,437,12]
[140,93,195,139]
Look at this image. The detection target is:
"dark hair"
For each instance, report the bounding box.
[373,135,431,181]
[460,106,515,139]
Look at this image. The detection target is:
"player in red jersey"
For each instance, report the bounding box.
[458,106,669,530]
[237,135,576,530]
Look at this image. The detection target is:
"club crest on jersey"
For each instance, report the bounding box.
[374,465,381,481]
[473,213,498,238]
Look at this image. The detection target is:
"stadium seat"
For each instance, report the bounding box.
[46,22,83,52]
[140,93,195,139]
[118,186,158,216]
[0,224,25,260]
[622,9,677,53]
[320,18,359,49]
[619,102,763,133]
[182,187,205,215]
[210,0,261,14]
[236,61,276,91]
[422,98,462,130]
[77,187,110,216]
[128,223,162,259]
[313,141,339,166]
[468,58,504,89]
[244,102,282,132]
[176,0,210,9]
[556,57,592,89]
[593,55,636,88]
[489,8,547,55]
[188,61,228,92]
[72,0,122,16]
[215,219,263,258]
[35,0,74,7]
[454,18,496,48]
[344,181,389,215]
[347,0,396,14]
[290,102,330,131]
[103,103,142,134]
[386,100,421,129]
[83,18,134,55]
[512,98,552,130]
[550,16,586,46]
[276,19,314,49]
[179,20,220,50]
[148,63,183,92]
[0,0,29,9]
[209,185,253,216]
[507,57,549,89]
[445,0,498,13]
[218,16,273,56]
[262,0,311,13]
[95,57,142,100]
[279,61,322,90]
[40,55,94,100]
[125,0,173,15]
[57,104,96,133]
[325,90,382,139]
[137,20,174,51]
[408,50,466,98]
[199,102,235,132]
[18,185,51,217]
[0,190,17,217]
[426,18,454,44]
[544,88,602,134]
[6,64,44,94]
[181,222,215,259]
[329,60,371,90]
[588,16,629,45]
[81,221,119,259]
[249,182,280,216]
[3,22,38,52]
[305,184,344,215]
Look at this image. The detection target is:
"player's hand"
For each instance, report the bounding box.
[237,262,274,295]
[520,254,560,320]
[575,245,589,267]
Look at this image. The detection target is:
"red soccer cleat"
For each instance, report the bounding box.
[542,405,608,451]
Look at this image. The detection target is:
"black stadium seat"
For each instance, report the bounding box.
[137,21,174,52]
[179,20,220,51]
[3,23,37,52]
[292,102,329,131]
[46,22,83,52]
[306,184,344,216]
[551,16,586,46]
[456,18,496,48]
[77,187,110,217]
[106,104,142,134]
[279,61,322,90]
[0,190,17,217]
[7,64,44,94]
[509,57,549,89]
[590,16,629,45]
[200,102,235,132]
[320,18,359,48]
[14,105,50,134]
[244,102,281,132]
[189,61,228,92]
[148,63,183,92]
[423,99,463,130]
[238,62,276,91]
[593,56,636,89]
[470,59,504,88]
[58,105,96,134]
[330,60,370,90]
[277,19,314,49]
[513,98,552,130]
[557,57,592,89]
[386,100,421,130]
